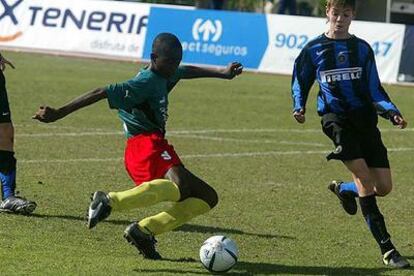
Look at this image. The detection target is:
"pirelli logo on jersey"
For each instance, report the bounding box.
[320,67,362,83]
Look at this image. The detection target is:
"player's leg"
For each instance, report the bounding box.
[87,132,183,228]
[370,168,392,197]
[0,71,36,214]
[328,172,392,209]
[136,165,217,235]
[322,113,358,214]
[328,180,358,215]
[329,167,393,210]
[364,128,393,197]
[345,159,393,251]
[0,124,16,200]
[0,83,17,201]
[111,175,186,260]
[87,178,184,258]
[0,122,13,150]
[108,179,180,210]
[87,178,180,259]
[87,178,181,229]
[369,167,408,267]
[344,159,409,268]
[125,165,217,259]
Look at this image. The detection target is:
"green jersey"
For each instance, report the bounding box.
[105,66,185,138]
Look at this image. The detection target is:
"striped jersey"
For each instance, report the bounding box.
[291,34,400,118]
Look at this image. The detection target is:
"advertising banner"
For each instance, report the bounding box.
[259,14,405,83]
[143,7,268,69]
[259,15,326,75]
[0,0,189,59]
[350,21,405,84]
[0,1,408,84]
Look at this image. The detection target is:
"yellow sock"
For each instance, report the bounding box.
[138,197,211,236]
[108,179,180,211]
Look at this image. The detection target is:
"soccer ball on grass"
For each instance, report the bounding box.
[199,235,238,273]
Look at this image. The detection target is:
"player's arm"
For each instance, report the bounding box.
[32,88,107,123]
[365,48,407,129]
[291,47,315,124]
[0,53,15,71]
[180,62,243,80]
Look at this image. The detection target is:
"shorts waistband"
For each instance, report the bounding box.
[127,131,165,142]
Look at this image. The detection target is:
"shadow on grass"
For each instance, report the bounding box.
[30,213,293,240]
[31,213,86,221]
[174,223,295,240]
[134,259,393,275]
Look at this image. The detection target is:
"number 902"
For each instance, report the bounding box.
[274,33,309,49]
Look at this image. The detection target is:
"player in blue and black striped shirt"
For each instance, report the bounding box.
[291,0,409,269]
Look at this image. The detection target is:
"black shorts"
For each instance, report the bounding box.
[0,70,11,123]
[321,109,389,168]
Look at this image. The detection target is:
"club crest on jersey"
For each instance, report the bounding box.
[337,53,347,64]
[319,67,362,83]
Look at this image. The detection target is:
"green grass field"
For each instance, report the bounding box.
[1,51,413,275]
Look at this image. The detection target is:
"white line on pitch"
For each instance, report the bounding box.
[171,134,327,147]
[16,131,123,137]
[171,128,414,133]
[19,147,414,164]
[15,132,326,147]
[15,127,414,137]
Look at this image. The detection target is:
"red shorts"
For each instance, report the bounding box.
[124,132,182,186]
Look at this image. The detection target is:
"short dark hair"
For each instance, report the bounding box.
[326,0,356,10]
[152,32,182,57]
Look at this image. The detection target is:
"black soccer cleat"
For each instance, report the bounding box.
[87,191,112,229]
[0,196,37,215]
[383,249,410,268]
[328,180,357,215]
[124,222,162,260]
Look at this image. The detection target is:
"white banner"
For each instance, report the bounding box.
[0,2,406,84]
[260,14,405,83]
[0,0,191,59]
[350,21,405,84]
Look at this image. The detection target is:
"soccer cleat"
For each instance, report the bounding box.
[0,196,37,215]
[383,249,410,268]
[328,180,357,215]
[87,191,112,229]
[124,222,162,260]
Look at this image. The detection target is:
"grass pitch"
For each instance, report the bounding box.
[1,51,413,275]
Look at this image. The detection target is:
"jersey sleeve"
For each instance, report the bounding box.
[365,48,401,118]
[105,78,149,110]
[291,47,316,112]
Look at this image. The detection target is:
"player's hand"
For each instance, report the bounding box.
[293,109,306,124]
[32,106,62,123]
[392,115,407,129]
[0,54,15,71]
[222,62,243,79]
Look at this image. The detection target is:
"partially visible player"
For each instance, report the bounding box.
[0,52,37,214]
[33,33,242,260]
[291,0,409,268]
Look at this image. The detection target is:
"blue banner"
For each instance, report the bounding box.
[143,7,268,69]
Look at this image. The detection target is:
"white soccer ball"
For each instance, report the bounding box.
[199,235,238,273]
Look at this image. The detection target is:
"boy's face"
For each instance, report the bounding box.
[151,48,182,78]
[326,5,355,36]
